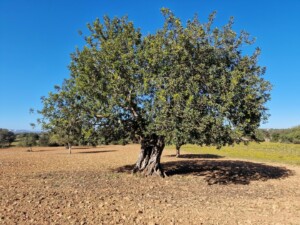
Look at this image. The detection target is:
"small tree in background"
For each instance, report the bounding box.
[0,129,15,148]
[38,9,271,176]
[37,132,50,146]
[37,82,88,154]
[18,133,39,151]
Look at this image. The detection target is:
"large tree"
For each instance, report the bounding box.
[38,9,271,176]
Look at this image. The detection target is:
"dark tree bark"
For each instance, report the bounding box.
[175,144,181,158]
[132,134,165,177]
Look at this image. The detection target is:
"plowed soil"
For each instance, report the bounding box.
[0,145,299,225]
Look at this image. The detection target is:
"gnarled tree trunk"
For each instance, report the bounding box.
[175,144,181,158]
[132,134,165,177]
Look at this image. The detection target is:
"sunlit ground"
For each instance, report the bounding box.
[166,142,300,166]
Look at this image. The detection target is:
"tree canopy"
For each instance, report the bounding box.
[38,9,271,176]
[0,129,15,148]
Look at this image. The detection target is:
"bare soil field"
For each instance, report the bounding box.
[0,145,299,225]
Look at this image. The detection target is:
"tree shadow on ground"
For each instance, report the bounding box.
[115,160,292,185]
[165,160,293,185]
[77,150,117,154]
[30,149,59,152]
[165,154,224,159]
[73,147,98,150]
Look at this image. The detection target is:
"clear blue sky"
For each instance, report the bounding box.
[1,0,300,130]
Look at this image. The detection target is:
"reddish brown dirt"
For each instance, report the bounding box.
[0,145,299,225]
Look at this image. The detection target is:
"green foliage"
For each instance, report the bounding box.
[37,132,61,146]
[38,9,271,148]
[0,129,15,148]
[18,133,39,147]
[262,126,300,144]
[253,129,266,142]
[37,133,49,146]
[37,80,93,146]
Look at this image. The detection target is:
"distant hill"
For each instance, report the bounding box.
[9,129,41,134]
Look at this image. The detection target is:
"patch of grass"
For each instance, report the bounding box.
[165,142,300,166]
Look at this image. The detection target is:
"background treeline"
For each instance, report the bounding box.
[2,126,300,148]
[256,126,300,144]
[0,128,129,148]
